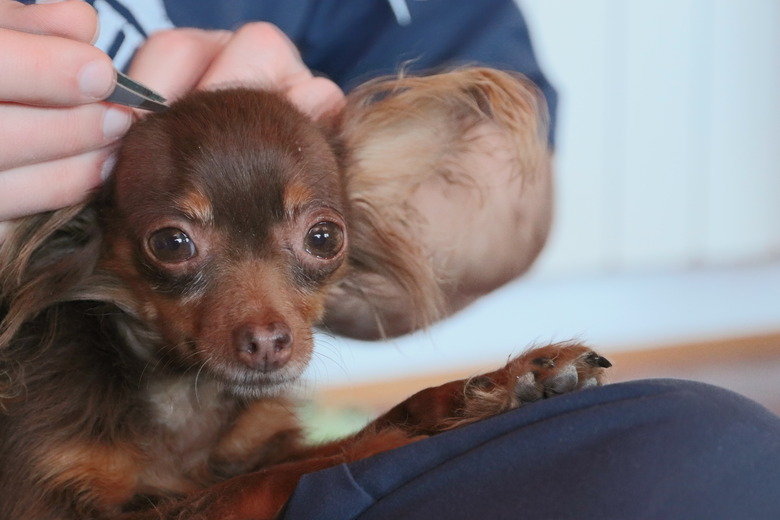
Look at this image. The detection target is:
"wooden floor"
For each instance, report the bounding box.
[317,332,780,416]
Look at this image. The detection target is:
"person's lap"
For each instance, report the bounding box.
[282,379,780,520]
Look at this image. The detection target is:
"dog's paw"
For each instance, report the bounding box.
[456,343,611,424]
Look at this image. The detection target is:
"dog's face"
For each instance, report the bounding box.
[99,89,348,397]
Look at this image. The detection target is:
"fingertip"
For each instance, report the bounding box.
[242,22,301,58]
[102,106,134,141]
[0,220,10,245]
[197,23,308,91]
[78,57,116,101]
[130,28,230,100]
[286,77,346,120]
[91,11,101,45]
[12,0,100,44]
[99,150,117,181]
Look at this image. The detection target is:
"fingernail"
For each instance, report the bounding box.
[91,14,101,45]
[103,107,133,141]
[78,60,115,100]
[100,153,117,181]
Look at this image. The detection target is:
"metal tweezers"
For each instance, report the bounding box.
[105,70,169,113]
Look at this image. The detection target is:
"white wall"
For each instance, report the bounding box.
[519,0,780,277]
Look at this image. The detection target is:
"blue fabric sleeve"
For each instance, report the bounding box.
[161,0,558,143]
[70,0,556,142]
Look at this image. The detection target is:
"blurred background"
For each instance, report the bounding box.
[304,0,780,428]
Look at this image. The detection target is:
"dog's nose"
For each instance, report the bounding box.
[233,322,293,372]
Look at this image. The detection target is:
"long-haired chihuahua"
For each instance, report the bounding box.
[0,68,610,519]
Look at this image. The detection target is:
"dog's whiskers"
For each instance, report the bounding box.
[193,359,211,407]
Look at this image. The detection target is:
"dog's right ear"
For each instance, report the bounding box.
[322,68,551,339]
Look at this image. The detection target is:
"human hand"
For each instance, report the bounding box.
[128,22,345,120]
[0,0,133,232]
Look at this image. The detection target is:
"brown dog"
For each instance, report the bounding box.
[0,68,610,519]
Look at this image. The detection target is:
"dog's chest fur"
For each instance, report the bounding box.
[136,376,236,494]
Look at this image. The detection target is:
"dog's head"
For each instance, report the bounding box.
[98,89,348,397]
[0,68,549,401]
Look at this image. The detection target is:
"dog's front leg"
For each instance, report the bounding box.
[117,429,418,520]
[115,463,317,520]
[371,342,612,435]
[117,343,610,520]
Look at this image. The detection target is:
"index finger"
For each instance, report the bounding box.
[0,0,99,43]
[0,28,115,105]
[195,23,345,118]
[127,28,231,101]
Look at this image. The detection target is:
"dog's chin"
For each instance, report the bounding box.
[225,380,297,400]
[209,363,307,400]
[220,376,299,400]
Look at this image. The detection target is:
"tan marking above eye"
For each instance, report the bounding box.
[176,189,214,225]
[283,182,315,216]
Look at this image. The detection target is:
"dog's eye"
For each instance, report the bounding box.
[304,221,344,259]
[148,228,197,263]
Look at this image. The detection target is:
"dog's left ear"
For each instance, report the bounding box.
[0,204,102,357]
[322,68,551,339]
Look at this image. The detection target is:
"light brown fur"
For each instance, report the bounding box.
[325,68,551,336]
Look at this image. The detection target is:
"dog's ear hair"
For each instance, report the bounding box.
[329,67,549,336]
[0,205,102,353]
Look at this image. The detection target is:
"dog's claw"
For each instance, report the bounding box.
[584,351,612,368]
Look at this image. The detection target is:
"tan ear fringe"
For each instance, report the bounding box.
[334,67,549,333]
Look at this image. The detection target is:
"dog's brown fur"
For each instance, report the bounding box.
[0,68,607,520]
